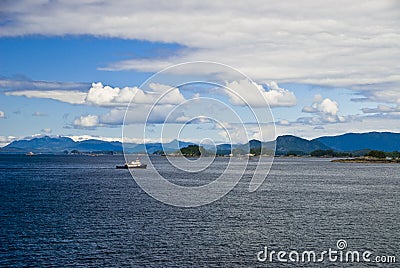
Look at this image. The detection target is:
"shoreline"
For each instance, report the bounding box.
[332,157,400,163]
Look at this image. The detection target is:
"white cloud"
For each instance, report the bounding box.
[1,78,89,105]
[73,115,100,128]
[297,115,349,125]
[146,83,186,105]
[85,82,123,106]
[100,103,188,125]
[32,111,46,116]
[6,81,187,108]
[301,106,316,113]
[299,95,349,124]
[264,81,297,107]
[362,104,400,114]
[302,95,339,116]
[277,119,290,126]
[0,110,4,118]
[68,135,116,142]
[1,1,398,90]
[0,78,87,91]
[41,128,52,133]
[67,134,162,144]
[276,115,400,140]
[225,79,296,107]
[214,121,276,143]
[5,90,87,104]
[353,89,400,104]
[317,98,339,116]
[5,80,198,129]
[85,82,178,106]
[80,82,186,106]
[0,135,16,147]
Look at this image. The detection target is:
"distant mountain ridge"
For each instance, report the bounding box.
[1,132,400,154]
[314,132,400,152]
[276,135,331,154]
[0,136,195,154]
[1,136,122,153]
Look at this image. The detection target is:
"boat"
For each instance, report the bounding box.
[26,152,36,156]
[116,159,147,169]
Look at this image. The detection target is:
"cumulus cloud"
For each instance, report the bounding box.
[64,79,287,129]
[302,95,339,116]
[264,81,297,107]
[0,110,4,118]
[85,83,123,106]
[299,95,348,124]
[73,115,100,129]
[86,82,139,106]
[5,80,187,108]
[225,79,296,107]
[86,82,186,106]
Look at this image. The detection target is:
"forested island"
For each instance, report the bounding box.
[331,150,400,163]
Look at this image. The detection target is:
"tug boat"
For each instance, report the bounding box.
[116,159,147,169]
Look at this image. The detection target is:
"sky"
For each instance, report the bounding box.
[0,0,400,146]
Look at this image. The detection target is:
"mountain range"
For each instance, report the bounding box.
[1,132,399,155]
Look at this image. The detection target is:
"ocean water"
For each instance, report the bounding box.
[0,155,399,267]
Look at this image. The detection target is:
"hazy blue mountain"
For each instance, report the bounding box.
[1,136,76,153]
[275,135,331,155]
[73,139,123,152]
[216,144,232,155]
[126,139,196,154]
[217,136,327,155]
[314,132,400,152]
[132,143,169,154]
[1,132,400,154]
[234,139,264,153]
[0,136,195,154]
[164,139,195,149]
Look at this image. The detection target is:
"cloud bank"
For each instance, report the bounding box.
[0,1,398,91]
[362,104,400,114]
[6,90,87,104]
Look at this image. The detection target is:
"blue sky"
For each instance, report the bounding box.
[1,1,399,146]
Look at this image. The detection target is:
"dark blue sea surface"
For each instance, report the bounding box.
[0,155,399,267]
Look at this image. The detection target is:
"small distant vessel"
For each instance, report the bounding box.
[26,152,36,156]
[116,159,147,169]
